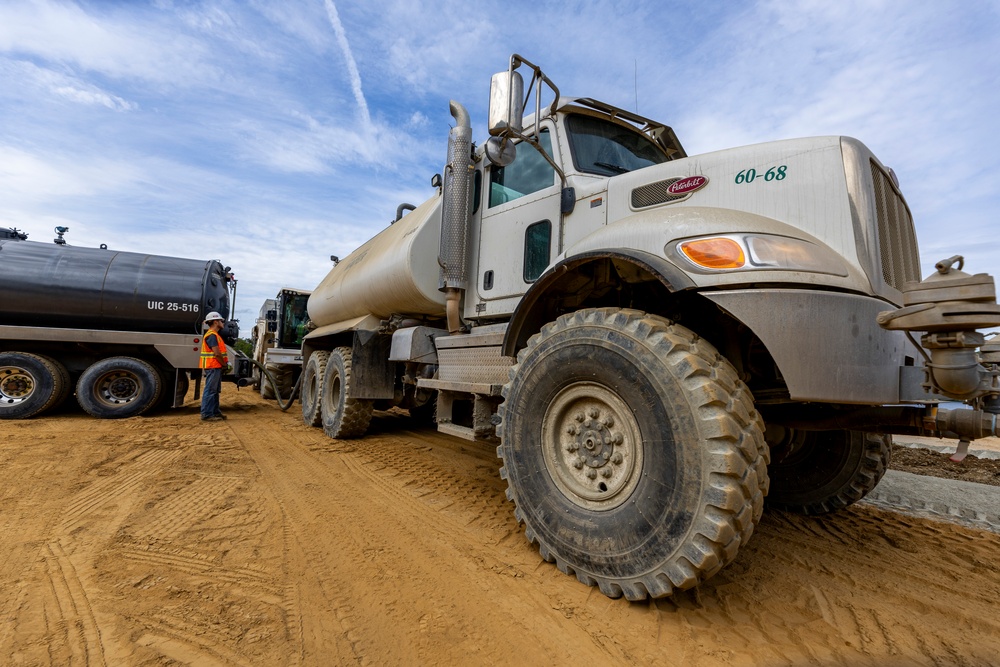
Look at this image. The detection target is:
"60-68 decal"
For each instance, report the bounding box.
[735,165,787,184]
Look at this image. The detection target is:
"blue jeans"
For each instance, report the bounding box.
[201,367,223,418]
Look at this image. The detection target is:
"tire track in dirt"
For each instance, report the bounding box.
[8,392,1000,666]
[43,541,107,667]
[6,444,185,666]
[231,417,604,666]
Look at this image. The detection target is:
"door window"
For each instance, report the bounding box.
[489,130,554,208]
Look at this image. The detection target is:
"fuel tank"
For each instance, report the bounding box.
[0,233,231,334]
[308,195,447,326]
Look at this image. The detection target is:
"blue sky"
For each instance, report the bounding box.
[1,0,998,336]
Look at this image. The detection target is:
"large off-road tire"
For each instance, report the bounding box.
[321,347,372,439]
[76,357,162,419]
[0,352,63,419]
[260,374,275,399]
[766,429,890,515]
[498,308,769,601]
[301,351,329,427]
[261,362,293,400]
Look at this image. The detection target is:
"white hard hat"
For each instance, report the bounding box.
[204,311,225,322]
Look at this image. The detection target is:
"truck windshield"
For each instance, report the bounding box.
[566,114,668,176]
[281,293,310,347]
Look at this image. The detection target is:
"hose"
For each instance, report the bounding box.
[247,358,302,412]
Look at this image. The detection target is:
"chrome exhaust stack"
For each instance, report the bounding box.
[438,101,473,334]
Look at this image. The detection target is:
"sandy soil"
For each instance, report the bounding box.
[3,388,1000,666]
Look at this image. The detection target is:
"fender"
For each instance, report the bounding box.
[501,249,695,357]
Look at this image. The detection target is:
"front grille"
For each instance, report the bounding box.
[870,160,920,290]
[631,178,688,208]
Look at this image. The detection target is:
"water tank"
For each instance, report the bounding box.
[0,233,231,334]
[308,195,447,326]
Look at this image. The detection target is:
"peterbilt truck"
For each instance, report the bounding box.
[298,55,1000,600]
[0,227,252,419]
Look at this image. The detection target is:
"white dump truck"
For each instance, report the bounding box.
[299,55,1000,600]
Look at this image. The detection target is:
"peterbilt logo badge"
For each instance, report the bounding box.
[667,175,708,195]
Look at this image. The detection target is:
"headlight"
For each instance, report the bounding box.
[671,234,848,276]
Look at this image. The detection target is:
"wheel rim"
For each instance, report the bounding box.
[541,381,643,511]
[94,370,142,405]
[0,366,34,407]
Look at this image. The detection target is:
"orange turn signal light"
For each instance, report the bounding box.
[679,238,746,269]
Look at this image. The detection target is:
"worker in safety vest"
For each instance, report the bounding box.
[200,312,229,422]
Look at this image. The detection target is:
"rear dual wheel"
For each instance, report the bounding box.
[498,308,769,600]
[320,347,372,439]
[76,356,162,419]
[301,350,329,427]
[0,352,67,419]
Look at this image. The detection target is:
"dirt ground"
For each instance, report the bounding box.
[3,387,1000,667]
[891,444,1000,487]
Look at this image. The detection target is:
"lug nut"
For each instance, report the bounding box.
[612,452,623,464]
[614,433,624,445]
[567,425,577,435]
[602,416,614,427]
[588,408,599,419]
[565,443,579,452]
[586,469,597,479]
[601,468,612,478]
[573,459,584,469]
[574,412,585,422]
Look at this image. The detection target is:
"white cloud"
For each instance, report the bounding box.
[0,0,220,86]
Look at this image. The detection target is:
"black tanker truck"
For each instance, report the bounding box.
[0,227,251,419]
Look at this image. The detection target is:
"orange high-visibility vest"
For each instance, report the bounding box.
[199,330,227,369]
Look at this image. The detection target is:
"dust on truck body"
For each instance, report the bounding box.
[0,228,251,419]
[300,55,1000,600]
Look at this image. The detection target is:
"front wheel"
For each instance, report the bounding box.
[766,429,890,514]
[76,357,162,419]
[498,308,769,600]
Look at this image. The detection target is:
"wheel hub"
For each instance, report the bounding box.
[0,367,33,405]
[542,382,643,511]
[98,372,141,403]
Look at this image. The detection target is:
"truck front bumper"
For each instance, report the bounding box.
[704,289,918,405]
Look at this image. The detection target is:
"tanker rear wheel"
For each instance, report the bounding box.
[301,351,329,427]
[0,352,62,419]
[35,354,72,411]
[76,357,162,419]
[321,347,372,439]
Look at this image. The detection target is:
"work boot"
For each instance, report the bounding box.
[201,415,224,422]
[215,413,228,420]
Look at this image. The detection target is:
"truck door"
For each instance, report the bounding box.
[475,127,561,315]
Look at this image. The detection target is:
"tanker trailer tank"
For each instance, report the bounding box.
[0,235,231,333]
[0,229,250,421]
[308,195,447,328]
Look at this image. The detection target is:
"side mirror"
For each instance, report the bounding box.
[488,70,524,136]
[265,309,277,322]
[484,136,516,167]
